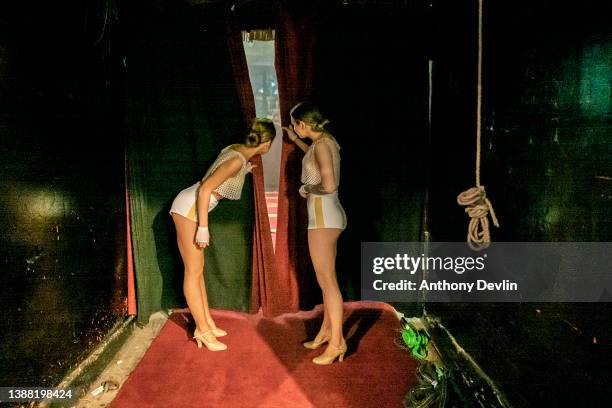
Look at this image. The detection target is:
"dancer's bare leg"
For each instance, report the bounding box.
[314,278,332,342]
[309,228,344,352]
[198,268,216,327]
[172,213,211,334]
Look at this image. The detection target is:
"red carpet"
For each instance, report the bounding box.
[109,301,417,408]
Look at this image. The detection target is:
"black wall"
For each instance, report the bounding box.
[0,0,126,388]
[423,1,611,406]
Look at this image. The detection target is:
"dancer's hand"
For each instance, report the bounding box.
[299,184,309,198]
[196,226,210,248]
[282,126,298,142]
[246,162,257,173]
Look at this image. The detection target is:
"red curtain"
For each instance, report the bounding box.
[225,2,321,316]
[272,2,320,315]
[125,153,137,316]
[225,12,276,314]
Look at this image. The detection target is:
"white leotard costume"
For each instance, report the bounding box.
[169,145,250,222]
[301,136,347,230]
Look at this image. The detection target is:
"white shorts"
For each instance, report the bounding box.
[169,182,219,222]
[307,192,347,230]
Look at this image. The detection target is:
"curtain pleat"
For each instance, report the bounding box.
[225,11,277,314]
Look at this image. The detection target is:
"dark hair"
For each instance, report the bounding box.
[244,118,276,147]
[290,102,330,132]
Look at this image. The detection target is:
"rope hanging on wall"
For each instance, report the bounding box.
[457,0,500,250]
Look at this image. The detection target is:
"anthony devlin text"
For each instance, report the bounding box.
[373,279,518,292]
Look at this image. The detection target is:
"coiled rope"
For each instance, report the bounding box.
[457,0,499,250]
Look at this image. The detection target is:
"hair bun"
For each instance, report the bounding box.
[244,118,276,147]
[246,132,260,147]
[313,118,330,132]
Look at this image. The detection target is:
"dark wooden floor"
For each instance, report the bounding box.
[418,303,611,407]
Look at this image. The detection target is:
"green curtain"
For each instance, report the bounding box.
[125,3,253,323]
